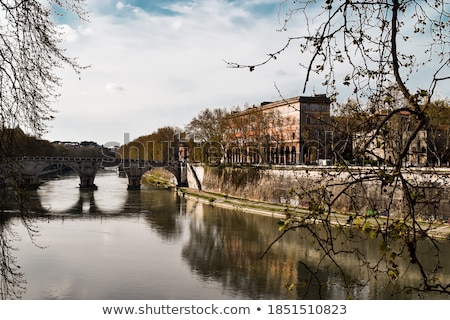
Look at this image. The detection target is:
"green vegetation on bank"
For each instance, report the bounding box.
[142,168,176,189]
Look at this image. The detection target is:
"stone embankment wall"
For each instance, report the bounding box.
[188,164,450,219]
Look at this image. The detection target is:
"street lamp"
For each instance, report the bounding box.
[299,97,304,164]
[324,130,333,161]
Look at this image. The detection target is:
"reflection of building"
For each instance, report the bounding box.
[225,94,331,165]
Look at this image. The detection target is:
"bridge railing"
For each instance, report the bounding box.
[17,156,111,162]
[16,157,182,167]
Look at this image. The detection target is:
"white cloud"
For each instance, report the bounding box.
[171,19,183,30]
[105,82,125,93]
[116,1,125,11]
[48,1,310,144]
[54,0,449,144]
[78,24,94,36]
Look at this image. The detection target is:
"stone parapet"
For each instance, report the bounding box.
[189,164,450,220]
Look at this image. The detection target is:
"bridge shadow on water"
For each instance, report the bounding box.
[29,172,187,242]
[28,177,162,216]
[0,171,186,299]
[4,172,450,300]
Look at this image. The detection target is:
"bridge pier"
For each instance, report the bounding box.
[127,176,142,190]
[122,162,148,190]
[79,175,98,190]
[76,160,102,190]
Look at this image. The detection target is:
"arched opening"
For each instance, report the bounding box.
[285,146,290,164]
[291,146,297,164]
[40,163,76,181]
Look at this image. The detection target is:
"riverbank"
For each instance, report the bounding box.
[176,187,450,241]
[177,187,296,219]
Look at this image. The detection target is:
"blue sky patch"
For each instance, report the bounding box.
[247,2,279,18]
[120,0,180,16]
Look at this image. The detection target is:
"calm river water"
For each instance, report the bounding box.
[4,170,450,300]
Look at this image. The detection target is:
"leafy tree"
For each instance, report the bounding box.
[330,99,366,164]
[226,106,288,164]
[226,106,258,164]
[426,99,450,166]
[118,126,180,163]
[185,107,229,164]
[228,1,450,297]
[185,107,229,144]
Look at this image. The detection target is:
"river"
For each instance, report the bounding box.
[2,169,450,300]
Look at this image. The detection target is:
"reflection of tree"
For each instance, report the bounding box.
[182,203,450,299]
[0,216,35,299]
[1,184,42,299]
[140,190,184,243]
[288,228,450,299]
[181,205,300,299]
[0,175,186,299]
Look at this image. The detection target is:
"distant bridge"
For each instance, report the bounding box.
[16,157,188,190]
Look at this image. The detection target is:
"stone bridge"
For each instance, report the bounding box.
[17,157,188,190]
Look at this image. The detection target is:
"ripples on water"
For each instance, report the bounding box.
[4,170,450,299]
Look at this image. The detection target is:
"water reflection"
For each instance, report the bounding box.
[180,202,450,299]
[181,202,299,299]
[0,216,27,299]
[36,171,128,215]
[1,171,450,299]
[35,173,186,243]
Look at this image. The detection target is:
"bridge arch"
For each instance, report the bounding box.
[120,159,188,190]
[18,157,104,189]
[17,157,188,190]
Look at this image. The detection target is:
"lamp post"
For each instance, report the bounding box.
[299,97,304,164]
[324,130,332,161]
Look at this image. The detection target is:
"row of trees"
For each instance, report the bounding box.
[0,127,109,158]
[120,92,450,170]
[180,95,450,167]
[116,126,181,162]
[334,95,450,167]
[120,104,298,165]
[185,105,290,164]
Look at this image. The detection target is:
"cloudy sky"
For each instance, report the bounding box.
[46,0,308,145]
[46,0,449,146]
